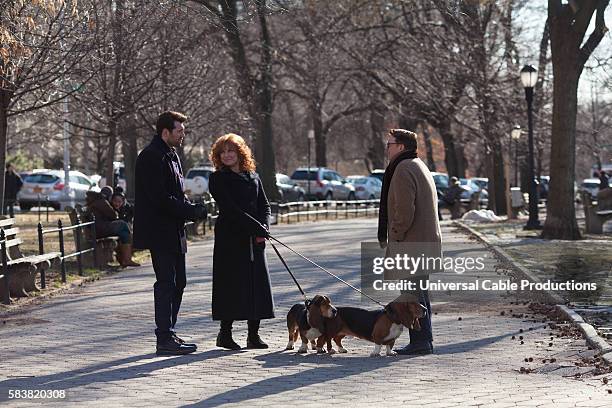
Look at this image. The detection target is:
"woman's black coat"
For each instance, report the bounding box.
[209,168,275,321]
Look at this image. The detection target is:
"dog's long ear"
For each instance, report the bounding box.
[311,295,323,306]
[307,302,324,331]
[393,302,423,330]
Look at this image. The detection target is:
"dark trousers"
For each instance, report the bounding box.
[3,199,15,218]
[401,282,433,345]
[151,250,186,339]
[409,288,433,344]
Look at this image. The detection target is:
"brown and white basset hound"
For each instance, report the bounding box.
[323,300,426,356]
[285,295,338,353]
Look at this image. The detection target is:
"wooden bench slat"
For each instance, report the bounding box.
[0,218,16,228]
[4,238,23,249]
[1,227,20,237]
[25,253,61,263]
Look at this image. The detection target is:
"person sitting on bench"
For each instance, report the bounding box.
[86,186,140,267]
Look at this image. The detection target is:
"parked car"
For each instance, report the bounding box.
[470,177,489,192]
[369,169,385,182]
[579,178,611,200]
[290,167,356,200]
[184,166,214,200]
[276,173,305,202]
[346,175,382,200]
[431,172,449,197]
[459,178,488,205]
[17,169,100,211]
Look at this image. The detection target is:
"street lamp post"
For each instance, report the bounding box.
[511,125,521,187]
[520,65,541,230]
[307,130,314,198]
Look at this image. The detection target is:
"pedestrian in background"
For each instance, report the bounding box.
[4,163,23,218]
[111,191,134,225]
[86,186,140,268]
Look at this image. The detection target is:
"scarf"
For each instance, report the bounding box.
[377,149,418,243]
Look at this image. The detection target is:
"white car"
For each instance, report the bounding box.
[17,169,100,211]
[184,166,214,199]
[346,176,382,200]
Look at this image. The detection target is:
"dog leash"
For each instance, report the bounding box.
[269,241,309,303]
[242,211,385,308]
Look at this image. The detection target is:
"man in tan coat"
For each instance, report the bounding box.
[378,129,441,355]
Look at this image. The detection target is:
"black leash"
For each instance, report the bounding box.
[269,241,308,303]
[268,234,385,308]
[243,211,385,308]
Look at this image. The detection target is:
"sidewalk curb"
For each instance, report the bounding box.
[556,305,612,365]
[454,220,612,365]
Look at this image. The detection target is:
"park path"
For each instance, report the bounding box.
[0,219,610,407]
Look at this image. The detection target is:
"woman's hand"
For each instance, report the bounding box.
[255,237,266,244]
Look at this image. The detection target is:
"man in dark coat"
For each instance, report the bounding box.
[134,111,206,356]
[4,163,23,218]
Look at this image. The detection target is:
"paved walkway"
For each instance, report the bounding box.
[0,219,610,407]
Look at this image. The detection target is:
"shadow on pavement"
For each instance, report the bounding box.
[0,349,226,403]
[186,330,521,407]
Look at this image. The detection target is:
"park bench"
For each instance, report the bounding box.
[0,217,61,304]
[582,190,612,234]
[66,205,117,267]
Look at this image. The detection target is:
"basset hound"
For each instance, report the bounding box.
[285,295,338,353]
[323,300,426,356]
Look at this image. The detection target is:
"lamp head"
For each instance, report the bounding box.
[520,65,538,88]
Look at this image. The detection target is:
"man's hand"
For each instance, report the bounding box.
[255,237,266,244]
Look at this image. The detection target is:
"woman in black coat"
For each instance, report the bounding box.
[208,133,274,350]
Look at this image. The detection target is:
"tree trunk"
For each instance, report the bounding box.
[399,112,418,131]
[0,91,9,215]
[485,143,497,213]
[255,83,277,199]
[366,104,385,170]
[542,67,581,239]
[106,118,118,187]
[455,144,466,178]
[437,118,460,177]
[122,115,138,201]
[214,0,278,199]
[421,123,436,171]
[312,101,326,167]
[492,141,507,215]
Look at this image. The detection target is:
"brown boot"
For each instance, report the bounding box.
[119,243,140,267]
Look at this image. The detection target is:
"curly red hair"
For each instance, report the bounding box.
[209,133,257,172]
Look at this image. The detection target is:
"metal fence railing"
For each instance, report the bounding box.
[270,199,379,224]
[38,217,97,283]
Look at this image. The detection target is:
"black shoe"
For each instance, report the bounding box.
[156,337,197,356]
[171,332,197,349]
[247,334,269,349]
[394,342,433,355]
[216,331,241,350]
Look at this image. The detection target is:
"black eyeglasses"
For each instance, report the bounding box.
[386,142,402,149]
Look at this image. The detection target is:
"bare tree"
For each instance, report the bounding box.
[0,0,95,210]
[189,0,280,199]
[542,0,609,239]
